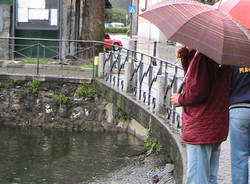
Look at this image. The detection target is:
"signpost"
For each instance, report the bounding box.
[128,5,136,39]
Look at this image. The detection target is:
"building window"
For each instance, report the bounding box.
[16,0,59,30]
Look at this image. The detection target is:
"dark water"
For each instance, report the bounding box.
[0,125,145,184]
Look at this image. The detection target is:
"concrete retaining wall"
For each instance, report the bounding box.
[95,78,186,184]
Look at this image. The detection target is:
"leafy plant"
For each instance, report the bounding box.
[126,29,130,36]
[76,83,96,100]
[145,119,162,155]
[54,93,70,105]
[117,108,132,123]
[25,79,41,95]
[4,78,23,89]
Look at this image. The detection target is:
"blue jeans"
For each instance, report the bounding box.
[230,107,250,184]
[186,143,221,184]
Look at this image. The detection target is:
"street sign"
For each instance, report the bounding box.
[128,6,136,14]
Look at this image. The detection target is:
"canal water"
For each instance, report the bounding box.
[0,125,145,184]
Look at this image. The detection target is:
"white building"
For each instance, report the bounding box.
[137,0,168,43]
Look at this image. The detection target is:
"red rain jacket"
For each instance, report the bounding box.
[178,51,232,144]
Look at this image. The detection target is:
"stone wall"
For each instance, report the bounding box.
[0,77,146,140]
[95,78,186,184]
[0,4,11,59]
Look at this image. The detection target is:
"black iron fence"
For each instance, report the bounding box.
[0,37,184,132]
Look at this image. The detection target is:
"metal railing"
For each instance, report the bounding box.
[0,36,184,132]
[0,37,113,78]
[101,41,184,132]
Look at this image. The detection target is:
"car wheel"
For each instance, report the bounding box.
[113,43,120,51]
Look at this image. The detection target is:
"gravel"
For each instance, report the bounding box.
[86,153,175,184]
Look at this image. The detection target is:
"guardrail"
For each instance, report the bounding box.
[100,42,184,132]
[0,36,184,132]
[0,37,111,78]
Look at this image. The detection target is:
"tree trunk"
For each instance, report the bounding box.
[80,0,105,61]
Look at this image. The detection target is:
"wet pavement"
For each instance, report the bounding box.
[124,34,250,184]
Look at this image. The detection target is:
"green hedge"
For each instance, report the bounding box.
[105,27,129,34]
[0,0,12,4]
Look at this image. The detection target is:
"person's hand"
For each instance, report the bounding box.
[171,93,181,107]
[175,47,189,58]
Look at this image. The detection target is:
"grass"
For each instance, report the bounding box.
[24,59,47,65]
[82,64,93,68]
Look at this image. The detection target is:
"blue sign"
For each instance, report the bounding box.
[128,6,136,14]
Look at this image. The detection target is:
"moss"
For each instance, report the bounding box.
[108,92,113,101]
[116,99,121,108]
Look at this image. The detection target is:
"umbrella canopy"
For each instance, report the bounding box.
[140,0,250,66]
[214,0,250,29]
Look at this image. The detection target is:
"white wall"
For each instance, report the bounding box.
[137,0,167,43]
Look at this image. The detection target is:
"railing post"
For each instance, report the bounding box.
[148,65,153,105]
[98,52,104,78]
[152,41,157,65]
[109,52,114,83]
[156,75,165,114]
[103,54,109,80]
[36,41,40,75]
[172,67,178,125]
[124,62,133,93]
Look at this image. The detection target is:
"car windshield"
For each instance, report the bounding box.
[105,34,110,39]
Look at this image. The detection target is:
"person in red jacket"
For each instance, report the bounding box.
[171,47,231,184]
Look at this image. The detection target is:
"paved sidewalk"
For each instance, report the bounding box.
[133,37,250,184]
[219,138,250,184]
[218,139,233,184]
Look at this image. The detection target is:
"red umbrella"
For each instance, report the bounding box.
[215,0,250,29]
[140,0,250,66]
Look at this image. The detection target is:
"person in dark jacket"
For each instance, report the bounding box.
[229,66,250,184]
[171,47,232,184]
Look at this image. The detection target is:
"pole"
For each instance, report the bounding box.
[130,0,133,39]
[130,13,133,39]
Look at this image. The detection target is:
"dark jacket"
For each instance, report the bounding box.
[230,66,250,106]
[178,52,232,144]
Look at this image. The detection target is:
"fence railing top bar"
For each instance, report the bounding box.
[122,49,182,70]
[1,36,183,70]
[0,37,105,45]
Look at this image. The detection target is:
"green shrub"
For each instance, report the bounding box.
[117,108,132,123]
[105,27,129,34]
[76,83,96,100]
[25,79,41,95]
[126,29,130,36]
[145,119,162,155]
[54,93,70,105]
[4,78,23,89]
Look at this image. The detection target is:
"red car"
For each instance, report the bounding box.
[104,34,123,51]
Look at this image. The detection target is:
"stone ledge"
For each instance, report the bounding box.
[0,73,92,83]
[95,78,187,184]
